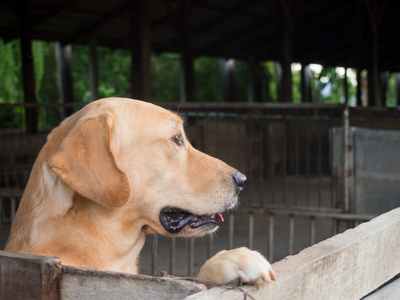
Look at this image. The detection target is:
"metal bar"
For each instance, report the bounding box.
[317,116,322,207]
[259,118,265,206]
[289,215,295,255]
[248,213,254,249]
[310,217,316,246]
[228,213,234,250]
[11,197,16,224]
[207,235,213,259]
[329,109,335,209]
[188,238,195,276]
[169,237,176,275]
[239,205,376,221]
[269,213,274,263]
[343,105,352,212]
[248,114,253,205]
[151,235,158,276]
[282,112,287,205]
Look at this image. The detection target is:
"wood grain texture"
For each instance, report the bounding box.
[185,208,400,300]
[60,265,206,300]
[0,251,61,300]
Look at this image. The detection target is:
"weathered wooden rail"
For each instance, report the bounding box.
[1,208,399,299]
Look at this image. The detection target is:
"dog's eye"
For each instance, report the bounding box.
[172,134,184,146]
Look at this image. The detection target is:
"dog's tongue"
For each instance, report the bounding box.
[215,213,224,222]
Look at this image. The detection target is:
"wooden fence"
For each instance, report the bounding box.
[1,207,399,300]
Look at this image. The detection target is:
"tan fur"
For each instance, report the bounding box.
[5,97,275,283]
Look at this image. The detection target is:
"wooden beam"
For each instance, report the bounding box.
[77,3,132,38]
[186,208,400,299]
[130,0,151,101]
[60,265,205,299]
[33,0,79,29]
[0,251,61,300]
[164,0,256,50]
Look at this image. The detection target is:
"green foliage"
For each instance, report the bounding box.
[386,74,397,107]
[261,61,278,102]
[0,39,22,103]
[311,67,357,104]
[292,64,302,104]
[195,56,223,102]
[152,52,180,102]
[32,41,46,99]
[234,60,248,102]
[1,37,398,118]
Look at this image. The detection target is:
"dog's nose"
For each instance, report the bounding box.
[233,172,247,191]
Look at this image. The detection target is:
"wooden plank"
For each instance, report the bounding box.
[61,265,206,300]
[0,251,61,300]
[185,208,400,299]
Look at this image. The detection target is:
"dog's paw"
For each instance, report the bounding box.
[197,247,276,285]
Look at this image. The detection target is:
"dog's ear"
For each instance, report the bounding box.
[50,114,130,207]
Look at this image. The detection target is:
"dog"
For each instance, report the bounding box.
[5,98,276,285]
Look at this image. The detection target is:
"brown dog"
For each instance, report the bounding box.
[5,98,275,284]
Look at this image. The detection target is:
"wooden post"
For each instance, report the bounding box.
[130,0,152,101]
[219,58,236,102]
[248,58,262,103]
[179,0,196,102]
[281,22,293,103]
[55,42,74,116]
[380,71,389,106]
[12,0,38,133]
[395,73,400,106]
[344,68,348,104]
[356,68,363,106]
[301,64,312,103]
[365,0,386,107]
[278,0,302,103]
[89,38,99,102]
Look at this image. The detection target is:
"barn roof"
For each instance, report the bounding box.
[1,0,399,71]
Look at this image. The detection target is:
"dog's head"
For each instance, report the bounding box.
[49,98,246,238]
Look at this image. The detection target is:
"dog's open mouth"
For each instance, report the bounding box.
[159,207,224,234]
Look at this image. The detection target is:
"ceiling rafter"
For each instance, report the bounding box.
[76,2,132,38]
[32,1,79,29]
[1,0,400,72]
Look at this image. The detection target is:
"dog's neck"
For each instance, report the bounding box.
[7,162,147,274]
